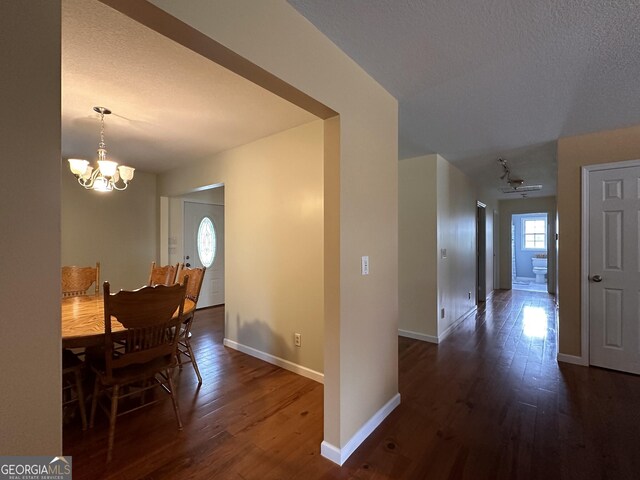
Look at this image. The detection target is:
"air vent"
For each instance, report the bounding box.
[500,185,543,194]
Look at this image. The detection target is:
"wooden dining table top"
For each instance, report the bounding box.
[61,294,196,348]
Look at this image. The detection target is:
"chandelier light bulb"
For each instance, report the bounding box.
[97,160,118,177]
[68,158,89,176]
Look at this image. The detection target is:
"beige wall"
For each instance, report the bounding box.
[62,168,158,291]
[150,0,399,452]
[182,187,225,205]
[436,155,477,335]
[0,1,62,454]
[3,0,398,459]
[557,124,640,356]
[398,154,478,341]
[152,0,399,450]
[498,196,557,293]
[160,121,325,374]
[398,155,438,337]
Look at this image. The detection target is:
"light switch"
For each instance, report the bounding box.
[361,256,369,275]
[440,248,447,259]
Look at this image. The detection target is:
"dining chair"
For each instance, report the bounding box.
[148,261,179,286]
[175,266,206,385]
[61,262,100,297]
[89,279,188,462]
[62,349,88,430]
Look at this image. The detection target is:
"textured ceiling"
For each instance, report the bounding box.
[289,0,640,197]
[62,0,317,174]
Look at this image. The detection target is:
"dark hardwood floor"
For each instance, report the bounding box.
[64,290,640,479]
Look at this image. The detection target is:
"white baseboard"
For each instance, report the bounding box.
[320,441,342,465]
[438,307,476,343]
[321,393,401,466]
[557,353,588,366]
[398,329,438,344]
[223,338,324,384]
[398,307,476,344]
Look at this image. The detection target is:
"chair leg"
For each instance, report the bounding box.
[73,368,88,430]
[166,369,183,430]
[177,348,183,369]
[185,339,202,385]
[89,376,100,428]
[106,384,120,463]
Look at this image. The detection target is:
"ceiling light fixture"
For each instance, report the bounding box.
[68,106,135,192]
[500,185,543,193]
[498,158,530,190]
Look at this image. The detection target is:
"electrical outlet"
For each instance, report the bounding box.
[294,333,302,347]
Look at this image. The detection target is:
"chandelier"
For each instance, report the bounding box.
[68,106,135,192]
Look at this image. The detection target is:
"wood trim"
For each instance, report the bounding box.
[580,166,590,366]
[557,353,589,366]
[399,307,477,344]
[321,393,401,465]
[439,306,477,342]
[398,329,438,344]
[319,441,342,465]
[160,196,169,265]
[223,338,324,384]
[98,0,338,120]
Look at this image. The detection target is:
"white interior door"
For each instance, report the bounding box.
[184,201,224,308]
[588,165,640,374]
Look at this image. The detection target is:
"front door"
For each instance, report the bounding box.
[184,201,225,308]
[588,164,640,374]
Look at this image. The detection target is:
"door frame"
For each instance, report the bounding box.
[476,201,487,303]
[511,212,549,289]
[183,200,225,307]
[580,158,640,366]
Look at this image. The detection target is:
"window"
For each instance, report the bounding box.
[522,217,546,250]
[197,216,216,268]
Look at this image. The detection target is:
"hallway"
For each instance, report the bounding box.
[64,290,640,479]
[352,289,640,479]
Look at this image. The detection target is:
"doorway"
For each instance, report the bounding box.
[184,201,225,308]
[511,213,548,293]
[476,201,487,303]
[166,187,225,309]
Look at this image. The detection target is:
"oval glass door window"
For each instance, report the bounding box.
[197,216,216,268]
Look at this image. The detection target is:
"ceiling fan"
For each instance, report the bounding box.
[498,158,542,195]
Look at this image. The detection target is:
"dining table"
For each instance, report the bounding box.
[61,294,196,349]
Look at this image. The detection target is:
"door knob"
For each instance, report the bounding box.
[591,274,603,282]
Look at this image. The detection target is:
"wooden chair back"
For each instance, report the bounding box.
[101,279,188,381]
[148,262,179,286]
[62,262,100,298]
[176,265,206,305]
